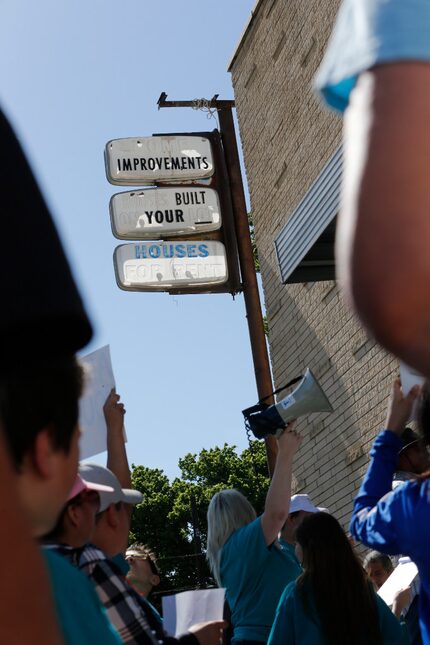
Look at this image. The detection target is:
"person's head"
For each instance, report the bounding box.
[43,473,114,548]
[295,513,381,645]
[206,489,256,585]
[125,543,160,597]
[80,463,142,557]
[281,494,327,544]
[0,355,84,537]
[397,427,429,474]
[363,551,394,590]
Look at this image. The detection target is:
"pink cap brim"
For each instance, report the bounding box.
[68,474,114,501]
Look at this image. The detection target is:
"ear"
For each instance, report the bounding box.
[31,427,57,479]
[105,504,119,529]
[150,574,160,588]
[67,503,81,529]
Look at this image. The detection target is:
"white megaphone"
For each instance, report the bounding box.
[242,368,333,439]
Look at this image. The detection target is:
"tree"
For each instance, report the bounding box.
[130,441,269,601]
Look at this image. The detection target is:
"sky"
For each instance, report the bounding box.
[0,0,264,479]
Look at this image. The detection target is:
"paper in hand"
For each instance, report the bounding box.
[162,588,225,637]
[79,345,121,459]
[399,361,425,421]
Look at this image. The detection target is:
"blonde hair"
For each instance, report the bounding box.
[206,489,256,585]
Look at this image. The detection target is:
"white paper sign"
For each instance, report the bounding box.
[378,557,419,607]
[399,361,425,421]
[162,588,225,637]
[79,345,116,459]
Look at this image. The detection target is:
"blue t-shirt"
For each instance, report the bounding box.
[350,430,430,645]
[315,0,430,112]
[43,549,121,645]
[220,517,302,643]
[268,580,405,645]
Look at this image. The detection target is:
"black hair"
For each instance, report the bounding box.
[296,513,382,645]
[0,355,83,469]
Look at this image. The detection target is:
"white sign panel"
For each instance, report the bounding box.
[110,187,221,239]
[79,345,121,459]
[378,557,419,607]
[105,135,214,185]
[162,589,225,637]
[114,240,228,291]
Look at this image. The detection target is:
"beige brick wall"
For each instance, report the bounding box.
[230,0,398,533]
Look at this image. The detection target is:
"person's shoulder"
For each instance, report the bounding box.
[42,548,102,593]
[225,516,261,546]
[278,580,297,607]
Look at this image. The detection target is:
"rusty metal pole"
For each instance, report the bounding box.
[157,94,278,475]
[216,106,278,475]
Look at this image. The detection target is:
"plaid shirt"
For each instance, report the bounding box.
[52,544,160,645]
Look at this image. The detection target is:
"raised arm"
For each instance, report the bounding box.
[261,422,302,545]
[105,389,131,489]
[350,381,420,551]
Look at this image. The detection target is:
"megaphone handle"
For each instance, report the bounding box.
[259,376,303,404]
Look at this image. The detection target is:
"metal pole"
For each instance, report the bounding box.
[216,107,277,475]
[157,94,278,475]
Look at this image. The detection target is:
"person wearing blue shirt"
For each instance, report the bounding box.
[350,379,430,644]
[268,512,406,645]
[315,0,430,380]
[206,423,303,644]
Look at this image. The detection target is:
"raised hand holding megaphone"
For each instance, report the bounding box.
[242,368,333,439]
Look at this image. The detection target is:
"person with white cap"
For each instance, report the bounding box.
[56,464,225,645]
[279,494,328,551]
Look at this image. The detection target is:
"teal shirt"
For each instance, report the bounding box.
[43,550,121,645]
[268,581,407,645]
[220,517,302,643]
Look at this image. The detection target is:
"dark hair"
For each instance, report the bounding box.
[0,355,83,468]
[296,513,382,645]
[363,551,393,573]
[127,542,160,576]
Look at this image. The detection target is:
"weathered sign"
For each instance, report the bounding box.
[110,187,221,239]
[105,135,214,185]
[114,240,228,291]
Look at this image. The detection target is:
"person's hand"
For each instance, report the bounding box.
[188,620,228,645]
[103,388,125,434]
[276,420,302,455]
[385,379,421,435]
[392,587,411,618]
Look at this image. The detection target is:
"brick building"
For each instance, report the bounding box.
[229,0,398,530]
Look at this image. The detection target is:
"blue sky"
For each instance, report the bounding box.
[0,0,265,478]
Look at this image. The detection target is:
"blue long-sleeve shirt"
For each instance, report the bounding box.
[350,430,430,645]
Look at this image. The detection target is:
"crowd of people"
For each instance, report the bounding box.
[2,0,430,643]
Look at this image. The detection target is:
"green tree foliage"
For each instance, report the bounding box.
[130,441,269,599]
[248,211,260,274]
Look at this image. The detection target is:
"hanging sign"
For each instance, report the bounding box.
[105,135,214,185]
[114,240,228,291]
[110,187,221,239]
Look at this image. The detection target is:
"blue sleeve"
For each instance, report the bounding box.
[268,582,296,645]
[315,0,430,112]
[350,430,430,557]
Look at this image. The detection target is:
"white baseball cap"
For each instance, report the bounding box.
[289,493,328,514]
[79,463,143,512]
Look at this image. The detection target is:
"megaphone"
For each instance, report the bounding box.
[242,368,333,439]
